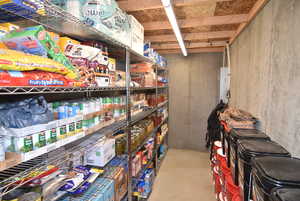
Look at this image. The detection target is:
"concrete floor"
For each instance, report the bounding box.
[149,149,216,201]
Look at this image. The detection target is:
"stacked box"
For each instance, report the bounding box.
[85,138,116,167]
[129,15,144,55]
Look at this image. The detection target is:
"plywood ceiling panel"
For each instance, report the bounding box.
[117,0,264,52]
[129,8,168,23]
[214,0,258,16]
[174,2,217,19]
[211,24,240,31]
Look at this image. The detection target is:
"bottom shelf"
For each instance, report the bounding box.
[133,148,169,201]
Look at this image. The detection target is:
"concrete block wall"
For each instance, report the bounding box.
[165,53,222,151]
[230,0,300,156]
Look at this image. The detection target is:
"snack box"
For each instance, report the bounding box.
[84,138,116,167]
[2,25,78,79]
[108,58,116,72]
[95,75,110,87]
[59,37,80,53]
[132,153,142,177]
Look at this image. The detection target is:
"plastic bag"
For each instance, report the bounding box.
[2,25,79,79]
[0,96,54,128]
[0,49,76,79]
[0,70,79,87]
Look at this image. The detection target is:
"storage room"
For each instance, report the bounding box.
[0,0,298,201]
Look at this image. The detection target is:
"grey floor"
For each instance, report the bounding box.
[149,149,216,201]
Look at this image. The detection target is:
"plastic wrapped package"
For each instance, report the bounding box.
[0,49,77,78]
[0,96,54,128]
[2,26,79,79]
[64,43,110,86]
[0,70,80,87]
[80,0,131,46]
[0,0,45,19]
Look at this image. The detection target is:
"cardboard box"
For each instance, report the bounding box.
[85,138,116,167]
[129,15,144,55]
[132,153,142,177]
[104,167,128,201]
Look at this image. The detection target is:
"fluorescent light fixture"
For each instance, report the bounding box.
[161,0,187,56]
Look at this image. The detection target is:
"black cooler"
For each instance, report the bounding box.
[271,188,300,201]
[252,157,300,201]
[229,129,270,185]
[237,139,290,201]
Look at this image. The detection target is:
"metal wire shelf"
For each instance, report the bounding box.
[0,0,154,64]
[0,86,166,95]
[0,86,126,95]
[0,107,159,197]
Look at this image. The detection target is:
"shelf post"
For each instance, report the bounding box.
[125,48,133,201]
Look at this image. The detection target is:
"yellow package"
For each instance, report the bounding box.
[48,31,60,46]
[59,37,80,53]
[108,58,116,72]
[0,23,19,31]
[0,49,76,79]
[0,43,7,49]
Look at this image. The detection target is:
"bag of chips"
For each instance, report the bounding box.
[0,49,77,79]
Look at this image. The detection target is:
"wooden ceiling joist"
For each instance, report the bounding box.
[144,14,248,31]
[152,41,227,49]
[118,0,232,12]
[229,0,270,44]
[146,31,235,42]
[157,47,225,54]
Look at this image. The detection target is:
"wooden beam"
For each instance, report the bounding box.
[143,14,248,31]
[118,0,232,12]
[157,47,225,54]
[152,41,227,49]
[229,0,270,44]
[145,31,235,42]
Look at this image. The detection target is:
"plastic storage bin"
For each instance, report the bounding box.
[271,188,300,201]
[229,129,270,185]
[252,157,300,201]
[237,139,290,201]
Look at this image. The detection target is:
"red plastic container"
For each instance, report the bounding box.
[213,166,222,194]
[220,159,231,182]
[232,193,241,201]
[225,174,240,201]
[216,148,227,167]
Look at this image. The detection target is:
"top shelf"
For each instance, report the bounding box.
[0,1,156,64]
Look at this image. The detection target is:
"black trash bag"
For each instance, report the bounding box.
[206,100,228,157]
[0,96,54,128]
